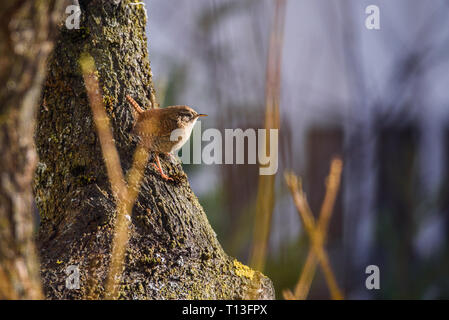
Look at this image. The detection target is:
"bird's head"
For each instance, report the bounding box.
[167,105,207,128]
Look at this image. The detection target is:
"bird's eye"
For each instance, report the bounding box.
[180,112,192,122]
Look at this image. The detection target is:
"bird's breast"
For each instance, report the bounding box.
[170,120,197,152]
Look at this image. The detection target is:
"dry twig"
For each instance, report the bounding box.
[80,54,150,299]
[283,157,343,300]
[249,0,286,272]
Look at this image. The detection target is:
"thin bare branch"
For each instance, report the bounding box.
[283,157,343,300]
[80,54,150,299]
[249,0,286,272]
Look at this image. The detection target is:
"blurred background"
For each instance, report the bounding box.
[144,0,449,299]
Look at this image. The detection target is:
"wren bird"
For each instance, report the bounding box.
[126,95,207,181]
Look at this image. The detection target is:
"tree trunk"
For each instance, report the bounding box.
[0,0,66,299]
[34,0,274,299]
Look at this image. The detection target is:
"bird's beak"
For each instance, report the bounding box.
[198,114,208,117]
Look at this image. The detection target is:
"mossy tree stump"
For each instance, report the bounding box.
[34,0,274,299]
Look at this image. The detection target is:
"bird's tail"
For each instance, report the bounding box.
[126,95,145,115]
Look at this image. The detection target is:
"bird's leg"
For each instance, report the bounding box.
[152,153,173,181]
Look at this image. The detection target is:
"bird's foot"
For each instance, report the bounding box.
[152,163,174,181]
[153,154,174,181]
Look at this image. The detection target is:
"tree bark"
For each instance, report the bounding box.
[0,0,66,299]
[34,0,274,299]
